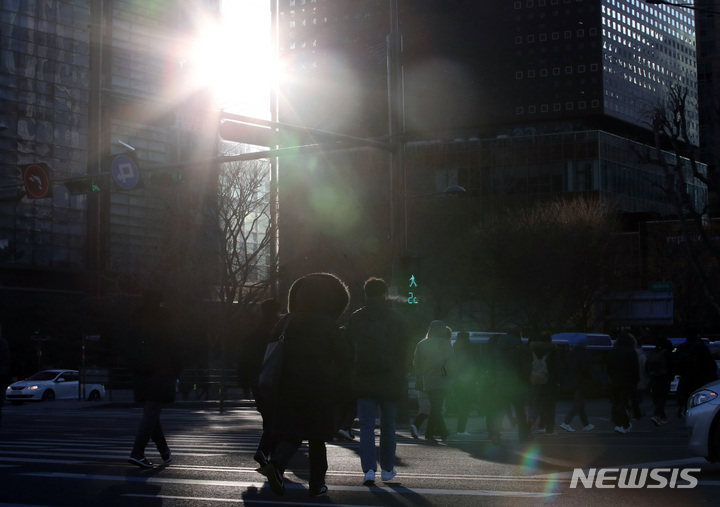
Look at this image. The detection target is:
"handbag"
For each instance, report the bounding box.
[257,315,291,403]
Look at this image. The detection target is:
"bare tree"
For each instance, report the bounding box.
[473,197,621,334]
[203,154,276,382]
[643,84,720,322]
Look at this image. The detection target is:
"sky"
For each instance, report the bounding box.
[216,0,273,118]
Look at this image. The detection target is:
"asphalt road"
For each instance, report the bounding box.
[1,393,719,506]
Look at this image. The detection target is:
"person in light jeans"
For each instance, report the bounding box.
[347,277,409,486]
[357,397,398,482]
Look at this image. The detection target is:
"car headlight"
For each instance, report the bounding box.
[689,389,718,408]
[27,385,39,391]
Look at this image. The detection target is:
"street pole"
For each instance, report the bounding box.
[388,0,405,290]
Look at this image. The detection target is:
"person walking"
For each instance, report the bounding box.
[128,290,182,468]
[241,298,284,469]
[607,331,639,434]
[0,324,11,429]
[631,336,649,420]
[347,277,408,486]
[413,320,454,444]
[674,328,718,418]
[259,273,352,498]
[527,333,561,436]
[452,331,479,436]
[487,333,531,444]
[559,336,595,432]
[647,337,674,426]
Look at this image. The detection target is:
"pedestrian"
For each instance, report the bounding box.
[0,324,11,429]
[410,388,431,439]
[526,333,561,436]
[451,331,479,436]
[631,336,649,420]
[646,336,674,426]
[259,273,351,498]
[347,277,408,486]
[559,336,595,432]
[128,290,182,468]
[334,324,358,443]
[413,320,454,444]
[607,331,639,434]
[674,328,718,418]
[241,298,284,469]
[487,333,531,444]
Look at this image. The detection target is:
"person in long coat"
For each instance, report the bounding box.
[607,331,639,434]
[260,273,351,498]
[413,320,454,443]
[128,290,182,468]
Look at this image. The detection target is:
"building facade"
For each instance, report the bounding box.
[274,0,707,327]
[0,0,224,374]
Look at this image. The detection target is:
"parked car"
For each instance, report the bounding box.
[686,378,720,462]
[5,369,105,404]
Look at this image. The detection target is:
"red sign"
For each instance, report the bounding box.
[21,163,52,199]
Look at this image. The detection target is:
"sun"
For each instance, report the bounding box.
[188,1,275,119]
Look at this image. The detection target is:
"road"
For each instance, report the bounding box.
[1,394,720,506]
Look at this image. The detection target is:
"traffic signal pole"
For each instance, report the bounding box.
[388,0,405,291]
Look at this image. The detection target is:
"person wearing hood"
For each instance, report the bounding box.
[259,273,352,498]
[559,336,595,432]
[607,331,639,434]
[413,321,454,443]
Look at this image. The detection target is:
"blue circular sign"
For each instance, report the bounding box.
[111,154,139,190]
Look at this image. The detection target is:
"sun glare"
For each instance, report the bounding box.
[190,1,274,119]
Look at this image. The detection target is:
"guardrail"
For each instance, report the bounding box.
[105,368,251,402]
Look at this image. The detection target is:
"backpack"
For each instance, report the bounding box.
[530,352,549,385]
[646,350,668,377]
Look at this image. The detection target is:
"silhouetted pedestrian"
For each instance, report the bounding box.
[259,273,351,498]
[647,337,674,425]
[487,333,530,443]
[559,336,595,432]
[607,331,639,434]
[674,328,718,417]
[527,333,560,436]
[128,290,182,468]
[413,321,454,444]
[242,298,284,469]
[631,336,649,420]
[451,331,479,436]
[347,277,408,486]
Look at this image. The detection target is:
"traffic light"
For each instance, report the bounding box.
[147,170,184,186]
[65,178,103,195]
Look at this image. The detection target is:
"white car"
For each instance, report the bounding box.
[5,369,105,404]
[686,378,720,462]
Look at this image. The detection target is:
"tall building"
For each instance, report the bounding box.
[275,0,705,296]
[0,1,223,372]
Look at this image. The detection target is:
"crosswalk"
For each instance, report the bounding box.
[1,406,711,507]
[0,433,260,467]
